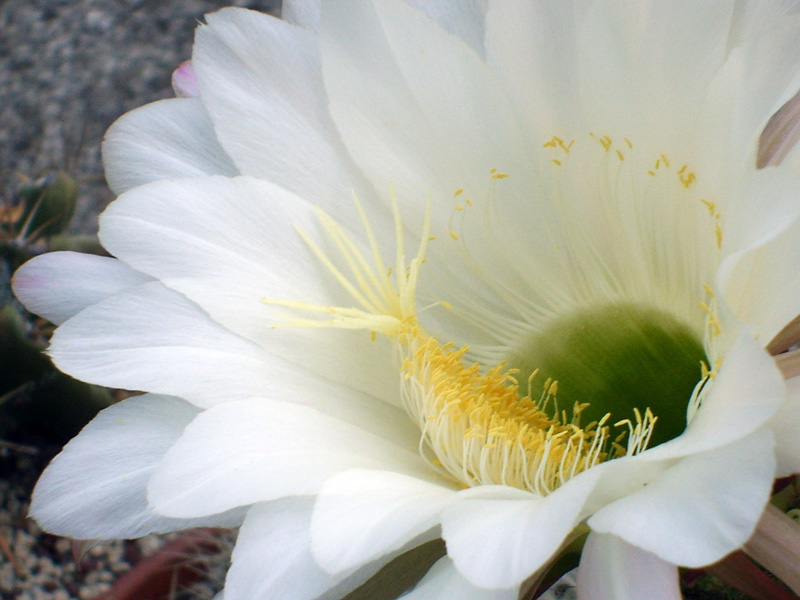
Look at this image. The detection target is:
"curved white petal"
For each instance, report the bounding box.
[720,209,800,346]
[99,175,401,405]
[193,8,369,212]
[405,0,487,55]
[227,498,394,600]
[589,428,775,567]
[102,98,238,195]
[441,468,604,590]
[12,252,151,325]
[576,1,735,155]
[641,332,785,461]
[321,0,533,233]
[485,0,590,139]
[48,282,282,408]
[30,394,244,539]
[311,469,457,575]
[402,557,517,600]
[148,398,429,518]
[576,532,680,600]
[282,0,321,31]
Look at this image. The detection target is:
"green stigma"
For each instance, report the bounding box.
[509,304,706,448]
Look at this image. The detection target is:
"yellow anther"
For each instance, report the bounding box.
[661,154,670,167]
[552,159,562,166]
[616,149,625,161]
[450,230,460,240]
[624,138,633,149]
[454,188,464,197]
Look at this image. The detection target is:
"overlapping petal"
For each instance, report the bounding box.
[577,532,680,600]
[103,98,238,195]
[11,252,151,325]
[30,394,244,539]
[147,397,428,518]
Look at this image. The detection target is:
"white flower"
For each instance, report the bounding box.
[13,1,800,599]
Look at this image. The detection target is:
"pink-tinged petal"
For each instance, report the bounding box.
[577,532,680,600]
[310,469,457,575]
[30,394,244,540]
[102,98,238,195]
[588,429,775,567]
[402,557,518,600]
[441,467,604,590]
[12,252,150,325]
[147,398,429,518]
[171,60,200,98]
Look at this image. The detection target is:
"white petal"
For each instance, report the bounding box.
[102,98,237,195]
[228,498,362,600]
[441,467,604,590]
[193,8,368,210]
[311,469,457,574]
[402,557,517,600]
[282,0,320,31]
[720,210,800,347]
[48,280,416,440]
[171,60,200,98]
[576,533,680,600]
[48,282,281,408]
[699,3,800,176]
[589,428,775,567]
[30,394,243,539]
[99,175,401,405]
[321,0,532,232]
[767,375,800,477]
[148,398,430,518]
[12,252,150,325]
[574,1,735,154]
[642,332,785,461]
[485,0,590,138]
[405,0,487,55]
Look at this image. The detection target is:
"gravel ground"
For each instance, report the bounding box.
[0,0,279,235]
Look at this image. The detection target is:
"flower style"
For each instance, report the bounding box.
[13,1,800,598]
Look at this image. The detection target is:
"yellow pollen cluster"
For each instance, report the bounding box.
[398,328,610,495]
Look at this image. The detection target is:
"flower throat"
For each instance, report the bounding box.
[264,187,708,495]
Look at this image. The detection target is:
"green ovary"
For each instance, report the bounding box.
[509,304,706,448]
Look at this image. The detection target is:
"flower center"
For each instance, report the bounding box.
[507,304,706,448]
